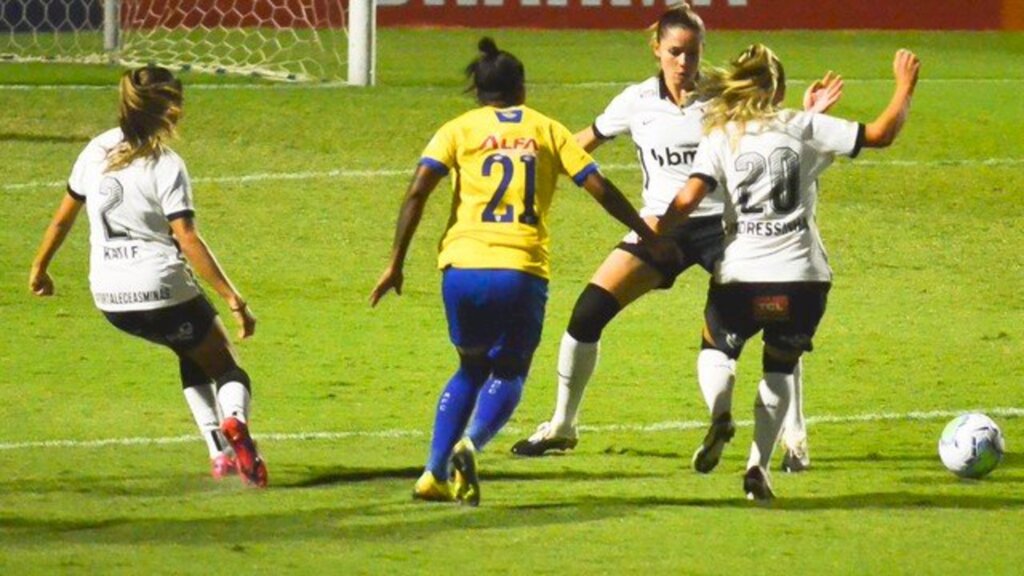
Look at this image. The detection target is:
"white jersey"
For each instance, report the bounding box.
[68,128,202,312]
[593,75,724,219]
[690,110,864,283]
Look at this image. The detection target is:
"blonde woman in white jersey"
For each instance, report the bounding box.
[660,45,920,499]
[29,66,268,488]
[512,3,843,472]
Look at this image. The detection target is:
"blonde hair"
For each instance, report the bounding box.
[107,66,183,172]
[700,44,786,137]
[648,2,705,50]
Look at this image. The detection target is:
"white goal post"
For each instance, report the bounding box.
[2,0,376,84]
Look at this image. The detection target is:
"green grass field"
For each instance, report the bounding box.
[2,29,1024,574]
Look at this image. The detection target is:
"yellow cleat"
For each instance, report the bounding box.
[412,471,455,503]
[452,438,481,507]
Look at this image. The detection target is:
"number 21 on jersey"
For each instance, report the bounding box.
[481,153,538,225]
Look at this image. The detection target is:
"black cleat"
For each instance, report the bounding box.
[743,466,775,501]
[692,412,736,474]
[510,422,579,457]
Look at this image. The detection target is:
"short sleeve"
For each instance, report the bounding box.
[592,86,634,140]
[159,158,194,222]
[66,147,92,201]
[689,134,725,191]
[552,121,598,186]
[808,113,864,159]
[419,121,457,176]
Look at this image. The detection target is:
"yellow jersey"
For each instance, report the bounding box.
[420,105,598,280]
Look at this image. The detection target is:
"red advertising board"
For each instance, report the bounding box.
[122,0,1022,31]
[377,0,1010,30]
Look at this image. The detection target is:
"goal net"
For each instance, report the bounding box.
[1,0,374,83]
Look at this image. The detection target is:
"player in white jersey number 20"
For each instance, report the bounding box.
[659,46,920,500]
[29,67,268,488]
[512,3,843,472]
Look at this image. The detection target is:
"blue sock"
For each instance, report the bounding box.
[425,366,488,480]
[467,376,525,450]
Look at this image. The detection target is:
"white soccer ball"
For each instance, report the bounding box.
[938,413,1005,479]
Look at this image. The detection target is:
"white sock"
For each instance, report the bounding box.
[782,358,807,445]
[697,349,736,419]
[217,381,251,424]
[550,332,599,436]
[183,384,225,458]
[747,372,793,470]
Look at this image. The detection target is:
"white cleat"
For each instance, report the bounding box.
[510,421,579,457]
[780,435,811,473]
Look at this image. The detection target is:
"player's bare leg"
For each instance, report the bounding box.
[512,243,664,457]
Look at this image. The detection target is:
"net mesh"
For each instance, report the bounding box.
[1,0,348,81]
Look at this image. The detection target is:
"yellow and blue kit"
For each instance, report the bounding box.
[420,105,598,280]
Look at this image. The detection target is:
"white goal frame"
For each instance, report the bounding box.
[6,0,376,84]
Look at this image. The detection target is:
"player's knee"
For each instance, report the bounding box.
[701,333,742,361]
[762,346,801,374]
[457,348,492,377]
[178,358,210,390]
[566,283,621,343]
[491,352,531,380]
[215,365,251,392]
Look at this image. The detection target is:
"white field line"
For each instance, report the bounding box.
[1,406,1021,452]
[0,78,1021,91]
[5,157,1024,194]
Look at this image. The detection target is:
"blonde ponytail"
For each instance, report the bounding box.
[701,44,786,138]
[107,66,183,171]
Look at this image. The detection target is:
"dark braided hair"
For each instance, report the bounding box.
[464,37,525,107]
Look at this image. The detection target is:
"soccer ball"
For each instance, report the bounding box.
[938,413,1005,479]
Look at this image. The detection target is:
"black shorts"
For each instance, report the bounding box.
[703,282,831,358]
[617,215,724,289]
[102,295,218,356]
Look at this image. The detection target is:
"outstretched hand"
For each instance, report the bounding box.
[803,71,844,114]
[893,49,921,93]
[370,265,404,307]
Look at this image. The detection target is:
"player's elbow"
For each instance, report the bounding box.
[864,121,898,148]
[171,224,204,251]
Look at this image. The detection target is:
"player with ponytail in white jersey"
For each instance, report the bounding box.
[29,66,268,487]
[660,45,920,500]
[512,2,843,473]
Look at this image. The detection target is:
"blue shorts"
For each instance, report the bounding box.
[442,268,549,363]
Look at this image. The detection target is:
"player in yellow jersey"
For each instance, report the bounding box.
[370,37,679,505]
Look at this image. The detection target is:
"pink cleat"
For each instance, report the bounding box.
[220,417,268,488]
[211,453,238,479]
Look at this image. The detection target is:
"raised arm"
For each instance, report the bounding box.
[369,164,445,307]
[29,193,84,296]
[803,71,844,114]
[170,217,256,339]
[864,49,921,148]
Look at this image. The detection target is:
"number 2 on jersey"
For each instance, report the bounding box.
[481,153,538,225]
[98,177,130,240]
[734,147,801,215]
